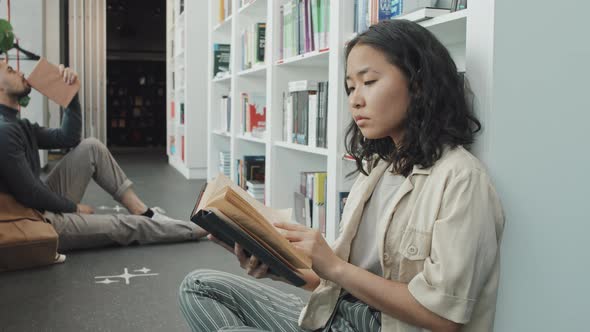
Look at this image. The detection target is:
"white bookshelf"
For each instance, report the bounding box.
[207,0,471,244]
[166,0,208,179]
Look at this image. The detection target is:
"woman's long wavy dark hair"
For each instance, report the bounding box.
[345,19,481,177]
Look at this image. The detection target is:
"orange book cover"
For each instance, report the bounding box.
[26,58,80,108]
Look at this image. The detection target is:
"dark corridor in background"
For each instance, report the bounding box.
[106,0,166,147]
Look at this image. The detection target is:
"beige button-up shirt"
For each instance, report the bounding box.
[299,146,505,332]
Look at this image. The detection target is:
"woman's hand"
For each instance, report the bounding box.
[274,222,345,281]
[58,64,78,85]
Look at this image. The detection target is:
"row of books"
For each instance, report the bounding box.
[213,44,231,79]
[236,155,266,202]
[218,95,231,133]
[240,93,266,138]
[240,22,266,70]
[294,171,327,236]
[170,101,185,125]
[354,0,465,34]
[110,118,156,129]
[168,135,186,161]
[280,0,330,60]
[354,0,403,33]
[283,80,329,148]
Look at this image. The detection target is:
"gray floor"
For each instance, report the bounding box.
[0,149,308,332]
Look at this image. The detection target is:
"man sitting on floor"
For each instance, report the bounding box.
[0,61,207,252]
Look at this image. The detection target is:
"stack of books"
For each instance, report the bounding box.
[219,151,231,177]
[246,180,265,203]
[237,155,265,190]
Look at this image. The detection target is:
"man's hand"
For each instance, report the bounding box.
[58,64,78,85]
[77,204,95,214]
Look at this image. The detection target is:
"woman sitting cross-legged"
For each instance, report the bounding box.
[178,19,505,332]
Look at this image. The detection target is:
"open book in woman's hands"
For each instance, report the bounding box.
[191,173,310,286]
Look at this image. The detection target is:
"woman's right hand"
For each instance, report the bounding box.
[207,234,316,288]
[207,234,276,280]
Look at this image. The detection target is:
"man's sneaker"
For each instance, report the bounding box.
[53,254,66,264]
[149,207,209,238]
[150,207,179,223]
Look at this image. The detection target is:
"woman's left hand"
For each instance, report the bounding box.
[274,222,345,281]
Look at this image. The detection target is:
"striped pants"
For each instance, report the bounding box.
[178,269,381,332]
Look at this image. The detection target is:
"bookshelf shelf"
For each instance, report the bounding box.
[420,9,467,28]
[238,0,266,17]
[276,49,330,67]
[213,15,233,33]
[212,75,232,83]
[237,64,267,77]
[213,130,232,138]
[274,141,329,157]
[419,10,467,46]
[237,134,267,144]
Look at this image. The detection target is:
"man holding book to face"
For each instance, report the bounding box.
[0,59,207,255]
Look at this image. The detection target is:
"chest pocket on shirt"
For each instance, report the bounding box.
[397,228,432,283]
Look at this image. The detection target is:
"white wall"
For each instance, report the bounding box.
[478,1,590,330]
[44,0,62,129]
[0,0,47,166]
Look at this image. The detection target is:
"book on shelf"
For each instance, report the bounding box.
[246,180,265,190]
[219,95,231,132]
[191,173,309,286]
[256,23,266,63]
[213,44,231,79]
[169,136,176,155]
[180,103,185,125]
[26,58,81,108]
[293,191,312,228]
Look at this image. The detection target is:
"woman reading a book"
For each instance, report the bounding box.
[179,19,504,332]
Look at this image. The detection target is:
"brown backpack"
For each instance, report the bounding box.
[0,192,60,271]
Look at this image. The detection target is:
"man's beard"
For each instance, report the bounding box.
[16,85,32,98]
